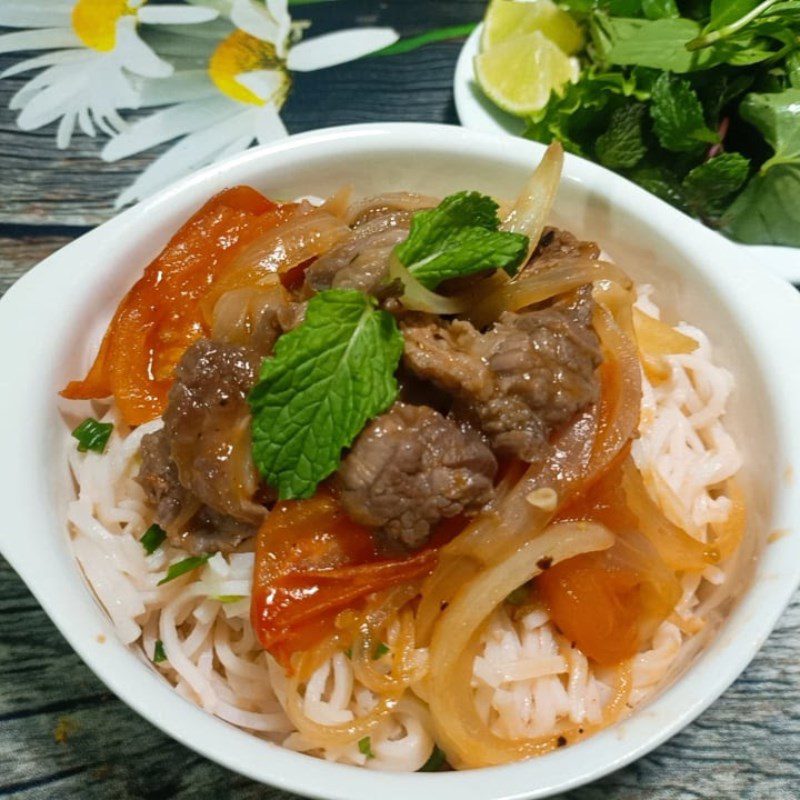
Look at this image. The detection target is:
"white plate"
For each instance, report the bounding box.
[1,123,800,800]
[454,24,800,283]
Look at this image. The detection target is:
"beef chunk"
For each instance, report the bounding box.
[305,211,414,295]
[402,287,602,462]
[137,339,266,554]
[338,403,497,549]
[529,227,601,271]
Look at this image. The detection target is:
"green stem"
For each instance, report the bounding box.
[373,23,478,57]
[686,0,779,51]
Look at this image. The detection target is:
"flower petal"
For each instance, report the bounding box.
[235,69,284,103]
[102,95,237,161]
[232,0,289,55]
[254,102,288,144]
[132,70,216,108]
[114,107,258,208]
[115,16,173,79]
[286,27,398,72]
[137,5,219,25]
[0,1,73,29]
[1,48,86,79]
[0,28,81,55]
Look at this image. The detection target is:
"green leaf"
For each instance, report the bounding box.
[372,642,390,660]
[358,736,375,759]
[740,88,800,165]
[506,586,530,606]
[595,102,648,168]
[418,745,448,772]
[591,14,729,72]
[709,0,761,28]
[682,152,751,215]
[153,640,167,663]
[787,51,800,87]
[630,166,690,211]
[394,192,528,288]
[375,24,477,57]
[140,524,167,556]
[158,554,211,586]
[214,594,245,604]
[721,162,800,244]
[642,0,680,18]
[249,290,403,499]
[650,73,719,151]
[71,418,113,454]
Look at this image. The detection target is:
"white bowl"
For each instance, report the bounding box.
[1,122,799,800]
[454,25,800,284]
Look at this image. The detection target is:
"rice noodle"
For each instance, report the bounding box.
[63,281,742,771]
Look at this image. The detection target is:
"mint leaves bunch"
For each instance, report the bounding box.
[521,0,800,246]
[248,192,528,499]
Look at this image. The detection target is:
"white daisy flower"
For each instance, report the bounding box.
[103,0,398,207]
[0,0,218,148]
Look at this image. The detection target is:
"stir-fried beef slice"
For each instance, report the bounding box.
[338,402,497,550]
[304,211,414,295]
[529,227,601,271]
[401,287,602,462]
[137,338,267,554]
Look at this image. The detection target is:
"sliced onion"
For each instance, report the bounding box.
[388,253,471,314]
[469,257,631,327]
[502,141,564,259]
[426,521,615,768]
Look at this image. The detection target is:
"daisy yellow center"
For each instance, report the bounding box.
[209,31,289,106]
[72,0,135,52]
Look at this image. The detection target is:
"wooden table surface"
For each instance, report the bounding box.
[1,2,798,798]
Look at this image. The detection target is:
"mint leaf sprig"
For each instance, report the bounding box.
[249,290,404,500]
[394,191,528,289]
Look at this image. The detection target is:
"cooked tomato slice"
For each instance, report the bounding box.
[251,487,439,667]
[61,187,288,425]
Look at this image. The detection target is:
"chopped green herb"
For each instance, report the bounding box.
[153,640,167,663]
[214,595,245,604]
[140,524,167,555]
[418,744,448,772]
[394,192,528,289]
[157,554,211,586]
[372,642,390,660]
[71,418,113,454]
[358,736,375,759]
[249,290,403,500]
[506,586,530,606]
[344,646,353,659]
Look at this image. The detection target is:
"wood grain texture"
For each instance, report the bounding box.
[0,0,799,796]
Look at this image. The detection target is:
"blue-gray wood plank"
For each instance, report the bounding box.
[0,1,798,797]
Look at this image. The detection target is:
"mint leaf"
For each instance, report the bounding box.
[595,102,648,168]
[249,290,403,499]
[372,642,390,660]
[158,554,210,585]
[630,166,690,212]
[722,162,800,244]
[72,418,113,454]
[682,152,750,215]
[394,192,528,289]
[650,73,718,151]
[140,524,167,555]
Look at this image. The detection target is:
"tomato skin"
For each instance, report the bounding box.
[251,488,439,667]
[538,460,680,666]
[537,554,643,665]
[61,187,283,425]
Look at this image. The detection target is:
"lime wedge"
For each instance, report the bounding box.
[481,0,584,55]
[475,31,579,116]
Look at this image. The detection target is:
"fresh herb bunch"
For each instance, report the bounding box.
[524,0,800,246]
